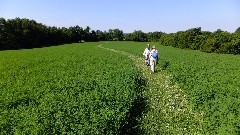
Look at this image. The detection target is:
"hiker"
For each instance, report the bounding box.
[143,44,151,66]
[149,45,158,72]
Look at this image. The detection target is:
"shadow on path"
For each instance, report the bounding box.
[120,76,148,135]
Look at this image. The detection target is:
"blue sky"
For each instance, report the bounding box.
[0,0,239,33]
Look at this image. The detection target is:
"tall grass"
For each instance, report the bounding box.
[0,43,144,134]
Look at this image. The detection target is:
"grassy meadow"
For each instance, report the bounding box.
[102,41,240,134]
[1,41,240,134]
[0,43,144,134]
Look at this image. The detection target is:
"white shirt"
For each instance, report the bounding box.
[143,48,150,58]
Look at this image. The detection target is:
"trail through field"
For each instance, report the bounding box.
[98,44,203,134]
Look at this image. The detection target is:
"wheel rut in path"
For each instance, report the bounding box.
[98,45,203,134]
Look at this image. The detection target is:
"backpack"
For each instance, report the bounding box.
[152,51,158,58]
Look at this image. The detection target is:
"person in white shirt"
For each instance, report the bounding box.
[149,45,158,73]
[143,44,151,66]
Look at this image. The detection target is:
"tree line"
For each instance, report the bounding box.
[0,17,239,54]
[0,17,124,50]
[158,27,240,54]
[124,28,240,54]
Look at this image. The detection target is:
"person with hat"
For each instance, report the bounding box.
[149,45,158,72]
[143,44,151,66]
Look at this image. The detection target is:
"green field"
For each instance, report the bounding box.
[1,41,240,134]
[0,43,144,134]
[102,41,240,134]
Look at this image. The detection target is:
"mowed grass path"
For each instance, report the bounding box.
[101,41,240,134]
[99,43,203,134]
[1,41,239,134]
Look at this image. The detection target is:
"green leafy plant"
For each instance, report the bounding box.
[0,42,144,134]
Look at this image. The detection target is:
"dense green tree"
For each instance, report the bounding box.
[83,26,91,41]
[213,30,232,53]
[113,29,124,41]
[69,25,84,42]
[96,30,106,41]
[124,33,133,41]
[0,17,239,54]
[202,37,217,52]
[0,18,7,49]
[147,31,164,42]
[230,33,240,54]
[185,27,202,48]
[159,33,175,46]
[175,31,187,48]
[60,27,71,43]
[159,27,239,54]
[107,29,124,41]
[191,35,205,50]
[90,30,98,41]
[131,30,147,42]
[0,18,105,50]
